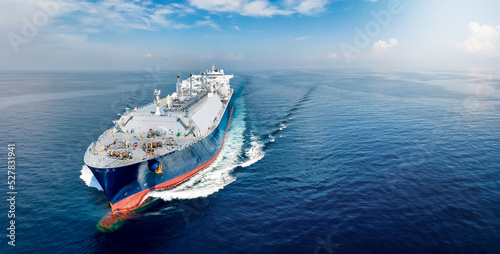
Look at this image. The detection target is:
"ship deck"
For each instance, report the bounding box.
[84,89,232,169]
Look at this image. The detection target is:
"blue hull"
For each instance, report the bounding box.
[88,99,233,211]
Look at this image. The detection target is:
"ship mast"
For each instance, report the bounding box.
[176,72,181,96]
[189,72,193,96]
[154,89,161,116]
[201,71,205,89]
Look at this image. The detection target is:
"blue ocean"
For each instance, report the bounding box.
[0,69,499,253]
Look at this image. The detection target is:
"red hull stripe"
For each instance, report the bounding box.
[111,106,234,213]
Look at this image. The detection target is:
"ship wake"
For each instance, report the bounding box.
[146,95,264,201]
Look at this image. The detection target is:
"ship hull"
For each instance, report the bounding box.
[88,99,233,212]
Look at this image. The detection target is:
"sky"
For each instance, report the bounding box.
[0,0,499,70]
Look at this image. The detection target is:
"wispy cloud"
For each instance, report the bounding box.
[224,53,244,60]
[295,36,307,41]
[294,0,329,16]
[456,22,500,56]
[188,0,328,17]
[0,0,218,35]
[195,18,220,30]
[328,53,339,58]
[242,1,292,16]
[1,0,330,37]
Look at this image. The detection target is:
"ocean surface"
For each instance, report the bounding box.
[0,69,499,253]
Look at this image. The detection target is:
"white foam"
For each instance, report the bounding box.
[240,134,265,168]
[279,122,287,131]
[80,165,103,191]
[269,134,275,143]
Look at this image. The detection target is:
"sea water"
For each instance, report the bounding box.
[0,69,498,253]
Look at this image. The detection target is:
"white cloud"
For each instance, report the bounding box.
[149,8,175,27]
[224,53,244,60]
[295,36,307,41]
[0,0,218,36]
[0,0,329,38]
[373,38,398,53]
[294,0,328,15]
[328,53,338,58]
[188,0,327,17]
[144,53,152,57]
[241,0,292,16]
[188,0,244,13]
[456,22,500,55]
[195,19,219,30]
[60,0,156,30]
[232,25,241,31]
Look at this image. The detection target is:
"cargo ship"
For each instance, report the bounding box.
[83,65,233,231]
